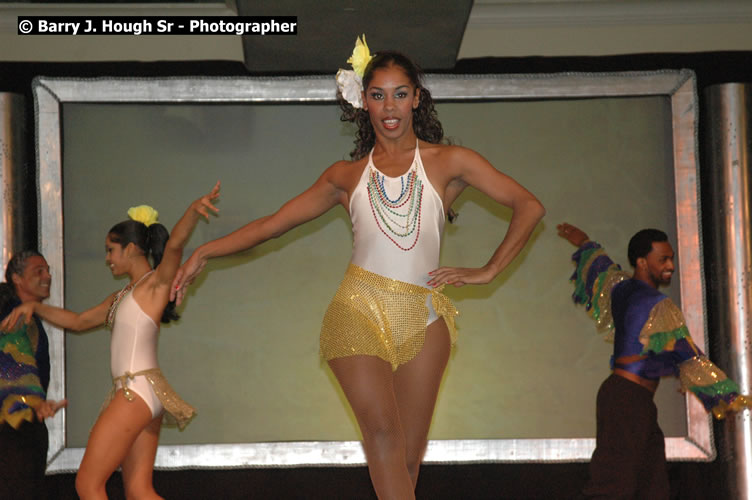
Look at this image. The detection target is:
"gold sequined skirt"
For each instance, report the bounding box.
[320,264,458,371]
[104,368,196,430]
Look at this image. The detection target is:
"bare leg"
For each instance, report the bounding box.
[121,415,164,500]
[329,355,414,500]
[394,318,451,487]
[75,390,158,500]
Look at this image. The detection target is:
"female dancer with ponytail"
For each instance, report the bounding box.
[173,38,545,499]
[2,182,220,500]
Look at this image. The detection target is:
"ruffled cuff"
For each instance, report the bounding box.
[679,356,751,419]
[570,242,605,306]
[569,241,627,337]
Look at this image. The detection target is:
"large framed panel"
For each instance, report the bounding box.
[33,70,705,472]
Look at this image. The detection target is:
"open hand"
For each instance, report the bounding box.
[0,302,36,332]
[193,180,221,220]
[557,223,590,247]
[170,252,207,305]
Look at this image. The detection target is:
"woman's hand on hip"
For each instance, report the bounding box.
[427,266,495,288]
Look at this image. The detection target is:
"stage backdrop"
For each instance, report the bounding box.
[59,95,683,448]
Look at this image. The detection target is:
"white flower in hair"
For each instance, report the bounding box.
[336,34,374,109]
[336,69,364,109]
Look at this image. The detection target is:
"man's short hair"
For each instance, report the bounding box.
[4,250,44,283]
[627,229,668,267]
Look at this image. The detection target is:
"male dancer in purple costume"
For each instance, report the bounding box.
[558,222,749,499]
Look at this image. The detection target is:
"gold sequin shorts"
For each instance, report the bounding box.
[104,368,196,430]
[320,264,458,371]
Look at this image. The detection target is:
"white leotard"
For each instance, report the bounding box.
[349,142,445,323]
[110,282,163,418]
[349,141,445,287]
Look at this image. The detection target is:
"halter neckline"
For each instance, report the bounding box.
[105,270,154,329]
[368,140,420,180]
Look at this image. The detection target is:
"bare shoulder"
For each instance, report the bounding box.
[326,156,365,174]
[445,144,489,164]
[420,142,489,175]
[324,156,369,191]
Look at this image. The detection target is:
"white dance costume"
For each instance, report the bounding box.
[106,272,195,429]
[320,142,458,370]
[350,141,445,324]
[351,142,444,293]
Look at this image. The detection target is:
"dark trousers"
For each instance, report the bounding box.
[0,420,49,500]
[582,373,669,500]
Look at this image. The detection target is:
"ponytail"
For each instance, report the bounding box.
[146,223,169,270]
[108,220,180,324]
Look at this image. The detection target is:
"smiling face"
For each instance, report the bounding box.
[105,234,127,277]
[12,255,51,302]
[638,241,675,288]
[363,64,421,139]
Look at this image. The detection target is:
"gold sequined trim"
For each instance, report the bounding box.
[713,395,752,420]
[320,264,458,371]
[593,270,630,340]
[104,368,196,430]
[637,298,693,351]
[581,249,606,286]
[679,356,728,392]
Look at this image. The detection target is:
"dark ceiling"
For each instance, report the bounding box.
[236,0,473,73]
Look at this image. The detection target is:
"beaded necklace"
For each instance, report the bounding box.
[105,270,154,329]
[366,162,424,251]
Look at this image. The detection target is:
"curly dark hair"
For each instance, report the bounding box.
[339,51,445,160]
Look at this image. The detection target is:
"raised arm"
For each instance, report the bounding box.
[557,222,628,333]
[428,147,545,287]
[171,163,346,303]
[557,222,590,248]
[0,293,115,332]
[153,181,221,289]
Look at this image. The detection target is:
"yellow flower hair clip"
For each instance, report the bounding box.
[347,35,373,78]
[336,34,374,109]
[127,205,159,227]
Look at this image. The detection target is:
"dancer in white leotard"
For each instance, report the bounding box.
[4,182,220,500]
[320,140,456,370]
[350,141,443,286]
[110,272,163,417]
[107,271,193,426]
[173,42,545,499]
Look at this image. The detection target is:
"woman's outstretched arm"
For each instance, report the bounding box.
[171,162,347,303]
[0,293,115,332]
